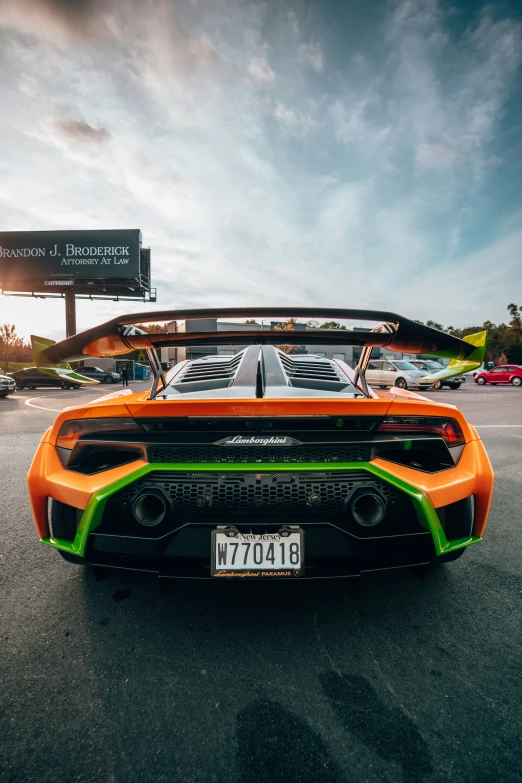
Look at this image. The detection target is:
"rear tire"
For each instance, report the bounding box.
[395,377,407,389]
[476,376,486,385]
[15,381,24,390]
[448,383,461,389]
[511,376,522,386]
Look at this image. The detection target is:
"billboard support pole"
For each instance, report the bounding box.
[65,290,76,337]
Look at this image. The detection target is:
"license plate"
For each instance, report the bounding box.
[211,529,304,578]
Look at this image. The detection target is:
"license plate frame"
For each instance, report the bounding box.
[211,528,304,579]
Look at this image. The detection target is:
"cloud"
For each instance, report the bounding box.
[110,2,221,97]
[18,73,38,98]
[273,102,298,129]
[239,148,279,182]
[299,42,324,73]
[0,0,521,341]
[247,56,275,83]
[53,119,111,145]
[0,0,106,44]
[288,10,300,37]
[273,101,316,137]
[386,0,522,153]
[330,97,390,153]
[416,143,458,168]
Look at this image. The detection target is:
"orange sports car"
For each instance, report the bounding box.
[27,308,493,580]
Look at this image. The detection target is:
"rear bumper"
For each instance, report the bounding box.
[83,522,437,578]
[30,440,494,577]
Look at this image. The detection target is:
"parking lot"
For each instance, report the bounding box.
[1,382,521,783]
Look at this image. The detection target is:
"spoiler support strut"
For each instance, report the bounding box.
[146,348,166,399]
[353,345,372,398]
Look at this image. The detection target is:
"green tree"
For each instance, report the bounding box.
[507,303,522,334]
[274,318,299,354]
[505,304,522,363]
[425,320,445,331]
[0,324,25,372]
[319,321,347,330]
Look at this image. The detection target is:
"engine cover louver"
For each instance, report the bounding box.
[279,353,344,382]
[177,353,243,383]
[161,346,356,398]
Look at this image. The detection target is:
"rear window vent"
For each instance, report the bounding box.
[177,352,243,384]
[279,353,343,382]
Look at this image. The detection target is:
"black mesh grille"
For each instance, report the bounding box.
[102,470,419,536]
[148,444,370,464]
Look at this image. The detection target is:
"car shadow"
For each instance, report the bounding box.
[70,565,454,782]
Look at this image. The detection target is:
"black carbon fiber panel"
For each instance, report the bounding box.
[147,444,370,464]
[101,470,419,536]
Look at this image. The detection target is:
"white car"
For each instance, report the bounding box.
[366,359,435,390]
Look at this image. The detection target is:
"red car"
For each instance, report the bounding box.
[475,365,522,386]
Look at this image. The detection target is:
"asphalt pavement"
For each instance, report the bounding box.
[1,382,521,783]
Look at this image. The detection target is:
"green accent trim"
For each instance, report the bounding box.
[424,330,488,380]
[40,462,481,559]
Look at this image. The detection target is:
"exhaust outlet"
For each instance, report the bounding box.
[133,490,168,527]
[348,488,387,527]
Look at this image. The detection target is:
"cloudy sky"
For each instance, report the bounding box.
[0,0,521,340]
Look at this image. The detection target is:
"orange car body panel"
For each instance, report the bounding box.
[28,388,494,541]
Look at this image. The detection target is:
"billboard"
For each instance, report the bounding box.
[0,230,142,290]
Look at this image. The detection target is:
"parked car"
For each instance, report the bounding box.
[474,365,522,386]
[366,359,434,390]
[411,359,466,390]
[0,373,16,398]
[9,367,79,390]
[79,365,121,384]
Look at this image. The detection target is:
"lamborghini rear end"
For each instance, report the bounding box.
[27,309,494,581]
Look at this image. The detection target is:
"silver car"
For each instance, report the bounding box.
[411,359,466,390]
[0,373,16,398]
[366,359,435,390]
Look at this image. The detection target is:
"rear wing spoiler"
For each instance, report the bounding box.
[418,331,487,382]
[31,308,486,390]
